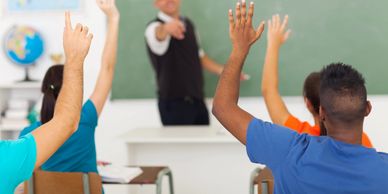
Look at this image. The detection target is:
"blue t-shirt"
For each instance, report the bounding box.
[20,100,98,173]
[0,134,37,194]
[247,118,388,194]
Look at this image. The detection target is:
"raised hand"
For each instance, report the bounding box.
[96,0,119,18]
[163,19,186,40]
[63,11,93,66]
[229,0,265,55]
[267,14,291,48]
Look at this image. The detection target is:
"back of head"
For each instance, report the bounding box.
[41,65,64,124]
[303,72,320,115]
[320,63,367,127]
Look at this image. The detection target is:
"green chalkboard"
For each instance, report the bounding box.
[112,0,388,99]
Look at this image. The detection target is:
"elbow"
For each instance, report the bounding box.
[261,85,269,98]
[70,115,81,131]
[54,111,81,134]
[261,84,275,99]
[211,99,221,118]
[211,98,227,120]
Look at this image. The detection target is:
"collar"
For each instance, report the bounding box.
[158,11,174,23]
[158,11,184,23]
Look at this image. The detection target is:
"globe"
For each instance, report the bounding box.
[3,26,45,81]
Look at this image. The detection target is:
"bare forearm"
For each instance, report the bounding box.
[32,60,84,168]
[213,50,253,144]
[215,50,246,105]
[201,55,224,75]
[54,61,83,127]
[262,45,280,94]
[261,44,290,125]
[90,16,119,114]
[100,16,119,71]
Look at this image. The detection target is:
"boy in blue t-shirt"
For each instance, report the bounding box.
[212,1,388,193]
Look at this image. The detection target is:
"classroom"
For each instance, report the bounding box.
[0,0,387,194]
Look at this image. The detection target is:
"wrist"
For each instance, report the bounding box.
[267,42,281,50]
[231,47,249,59]
[65,58,84,69]
[108,13,120,22]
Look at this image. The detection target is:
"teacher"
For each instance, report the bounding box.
[145,0,232,126]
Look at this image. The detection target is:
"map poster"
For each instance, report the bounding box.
[6,0,81,12]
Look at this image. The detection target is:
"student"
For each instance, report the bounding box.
[145,0,247,125]
[261,15,373,148]
[212,2,388,193]
[0,12,92,194]
[19,0,119,174]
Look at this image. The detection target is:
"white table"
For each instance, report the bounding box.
[121,126,261,194]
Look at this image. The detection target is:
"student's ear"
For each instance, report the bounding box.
[319,106,326,122]
[365,100,372,117]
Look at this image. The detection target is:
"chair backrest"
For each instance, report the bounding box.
[256,168,274,194]
[25,170,102,194]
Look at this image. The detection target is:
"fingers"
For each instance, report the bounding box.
[82,26,89,36]
[75,23,83,32]
[65,11,72,30]
[177,21,186,33]
[283,29,291,41]
[241,0,247,26]
[228,9,235,32]
[87,33,94,43]
[246,2,254,27]
[236,2,241,28]
[255,21,265,40]
[280,15,289,31]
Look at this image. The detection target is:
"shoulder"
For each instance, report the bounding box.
[379,152,388,163]
[19,122,42,137]
[183,17,194,25]
[80,100,98,127]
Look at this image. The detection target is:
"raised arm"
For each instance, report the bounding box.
[90,0,120,115]
[201,53,250,80]
[201,55,224,75]
[32,12,93,169]
[261,15,292,125]
[212,0,264,145]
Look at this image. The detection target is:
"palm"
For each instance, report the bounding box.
[97,0,119,16]
[267,15,291,47]
[228,1,265,52]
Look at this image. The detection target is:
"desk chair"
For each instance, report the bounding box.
[25,170,102,194]
[249,167,274,194]
[103,166,174,194]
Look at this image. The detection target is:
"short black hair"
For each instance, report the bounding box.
[303,72,320,115]
[320,63,367,124]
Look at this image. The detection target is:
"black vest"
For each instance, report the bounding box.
[146,17,204,100]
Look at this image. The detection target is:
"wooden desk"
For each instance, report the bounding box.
[122,126,260,194]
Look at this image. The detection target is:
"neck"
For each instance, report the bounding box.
[326,122,363,145]
[313,115,320,127]
[171,12,179,19]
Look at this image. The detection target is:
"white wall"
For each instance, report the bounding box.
[1,1,388,193]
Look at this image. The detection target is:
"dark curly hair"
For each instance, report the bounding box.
[320,62,367,124]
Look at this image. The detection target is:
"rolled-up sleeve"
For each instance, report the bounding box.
[145,22,171,56]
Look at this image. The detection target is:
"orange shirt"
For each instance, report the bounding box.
[284,115,373,148]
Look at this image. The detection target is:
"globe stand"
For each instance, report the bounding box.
[18,66,38,83]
